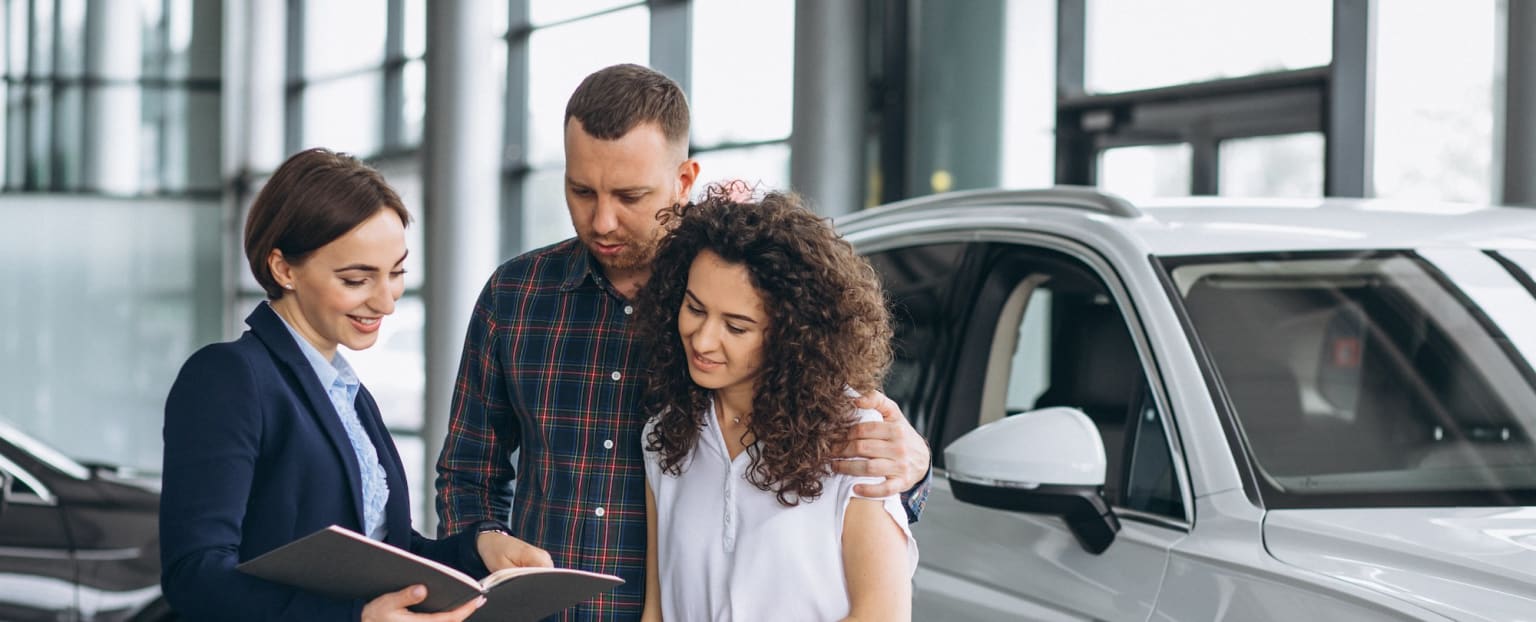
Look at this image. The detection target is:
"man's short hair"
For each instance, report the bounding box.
[564,63,689,146]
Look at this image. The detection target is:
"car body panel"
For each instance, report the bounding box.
[913,476,1183,621]
[1154,490,1448,621]
[1264,507,1536,621]
[0,423,165,621]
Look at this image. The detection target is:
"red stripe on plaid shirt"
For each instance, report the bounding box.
[436,239,649,621]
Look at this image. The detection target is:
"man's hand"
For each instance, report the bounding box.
[476,531,554,572]
[833,391,931,497]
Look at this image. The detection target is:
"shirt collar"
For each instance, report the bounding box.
[558,240,600,292]
[273,305,359,392]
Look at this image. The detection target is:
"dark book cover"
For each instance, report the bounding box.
[237,525,622,621]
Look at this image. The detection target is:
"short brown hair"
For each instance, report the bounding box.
[564,63,689,146]
[244,148,411,299]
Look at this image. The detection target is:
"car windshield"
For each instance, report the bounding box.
[1164,249,1536,507]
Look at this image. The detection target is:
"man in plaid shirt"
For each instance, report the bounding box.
[435,64,932,621]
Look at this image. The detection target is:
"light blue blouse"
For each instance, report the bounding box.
[275,307,390,541]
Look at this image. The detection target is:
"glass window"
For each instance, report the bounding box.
[1218,132,1325,198]
[691,144,790,199]
[29,0,53,75]
[1374,1,1495,203]
[392,433,427,526]
[520,167,577,252]
[302,0,388,79]
[1098,143,1191,198]
[1000,0,1055,189]
[1167,251,1536,506]
[345,297,425,430]
[864,243,966,430]
[1125,390,1183,518]
[976,245,1180,517]
[0,195,223,473]
[402,59,425,146]
[369,159,426,290]
[53,0,85,78]
[301,70,383,156]
[403,0,425,59]
[1085,0,1331,93]
[0,82,6,182]
[525,6,649,167]
[26,84,50,187]
[162,0,223,82]
[51,84,84,189]
[1004,290,1051,413]
[529,0,640,27]
[690,0,793,147]
[3,85,20,187]
[5,0,28,76]
[146,88,222,193]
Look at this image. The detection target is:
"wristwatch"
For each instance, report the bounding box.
[474,520,511,538]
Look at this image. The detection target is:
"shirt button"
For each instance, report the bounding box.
[594,507,606,517]
[611,371,622,381]
[624,305,634,315]
[603,439,615,449]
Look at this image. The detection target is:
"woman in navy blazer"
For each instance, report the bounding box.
[161,149,489,621]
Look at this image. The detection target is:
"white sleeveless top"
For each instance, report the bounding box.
[642,402,917,621]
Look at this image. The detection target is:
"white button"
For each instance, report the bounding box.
[624,305,633,315]
[594,507,606,517]
[603,439,615,449]
[611,371,622,381]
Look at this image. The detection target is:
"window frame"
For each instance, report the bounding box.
[853,226,1194,529]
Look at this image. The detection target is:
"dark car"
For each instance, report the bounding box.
[0,420,171,621]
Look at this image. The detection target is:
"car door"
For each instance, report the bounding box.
[0,442,78,620]
[882,238,1192,621]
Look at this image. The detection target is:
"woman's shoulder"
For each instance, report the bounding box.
[175,333,275,385]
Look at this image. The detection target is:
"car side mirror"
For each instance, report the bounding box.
[943,406,1120,554]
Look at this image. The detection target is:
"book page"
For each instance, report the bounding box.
[468,568,624,622]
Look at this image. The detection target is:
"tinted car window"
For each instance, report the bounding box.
[960,244,1184,519]
[1166,251,1536,507]
[866,243,966,438]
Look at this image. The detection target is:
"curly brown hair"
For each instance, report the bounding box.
[635,182,893,506]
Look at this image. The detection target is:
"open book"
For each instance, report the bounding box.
[237,525,623,621]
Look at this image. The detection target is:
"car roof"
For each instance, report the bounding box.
[839,188,1536,256]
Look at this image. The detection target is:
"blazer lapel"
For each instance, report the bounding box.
[355,386,413,547]
[246,302,367,531]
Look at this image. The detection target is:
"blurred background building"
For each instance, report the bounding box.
[0,0,1522,526]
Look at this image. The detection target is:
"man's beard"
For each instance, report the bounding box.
[585,232,660,273]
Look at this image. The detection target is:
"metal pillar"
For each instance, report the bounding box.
[423,0,503,535]
[1327,0,1376,197]
[82,0,141,194]
[789,0,865,216]
[1500,0,1536,205]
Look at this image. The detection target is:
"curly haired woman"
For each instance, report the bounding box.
[634,183,917,622]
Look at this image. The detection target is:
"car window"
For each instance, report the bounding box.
[1166,250,1536,507]
[968,244,1184,520]
[865,243,967,438]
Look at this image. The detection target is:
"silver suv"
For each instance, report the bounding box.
[839,188,1536,621]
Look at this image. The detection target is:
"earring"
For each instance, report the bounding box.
[283,283,294,290]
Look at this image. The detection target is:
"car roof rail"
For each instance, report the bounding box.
[851,186,1142,220]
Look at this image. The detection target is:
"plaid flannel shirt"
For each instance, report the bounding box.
[436,238,929,621]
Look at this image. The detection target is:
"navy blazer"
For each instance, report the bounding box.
[160,303,488,621]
